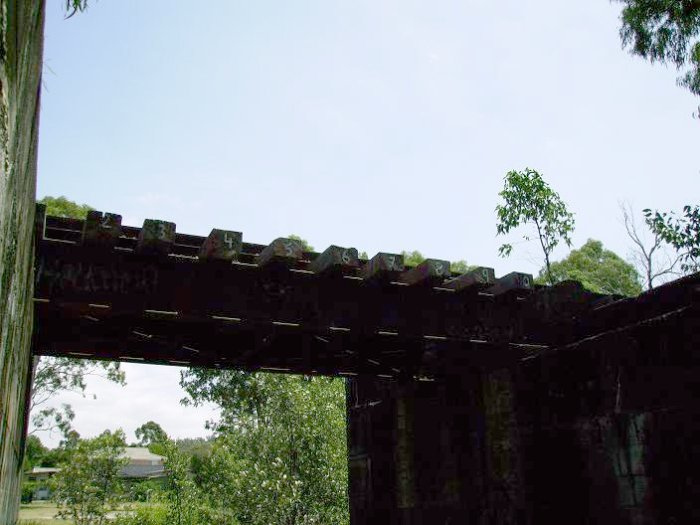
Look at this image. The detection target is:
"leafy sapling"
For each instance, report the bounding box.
[496,168,575,285]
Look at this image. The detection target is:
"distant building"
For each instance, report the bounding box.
[25,467,60,500]
[25,447,166,500]
[119,447,166,480]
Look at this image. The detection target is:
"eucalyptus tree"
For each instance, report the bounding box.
[495,168,575,285]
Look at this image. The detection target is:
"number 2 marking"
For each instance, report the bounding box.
[434,262,444,275]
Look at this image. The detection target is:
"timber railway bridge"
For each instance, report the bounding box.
[32,206,700,523]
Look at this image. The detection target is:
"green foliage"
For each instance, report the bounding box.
[125,479,164,503]
[135,421,169,448]
[161,441,203,525]
[401,250,473,274]
[52,430,128,525]
[38,196,92,219]
[288,235,314,251]
[65,1,89,18]
[496,168,575,284]
[23,435,48,471]
[21,481,38,504]
[644,204,700,272]
[615,0,700,98]
[535,239,643,296]
[180,371,349,524]
[112,504,168,525]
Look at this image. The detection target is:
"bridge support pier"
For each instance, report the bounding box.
[347,302,700,523]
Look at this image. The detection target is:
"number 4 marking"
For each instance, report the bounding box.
[224,234,235,251]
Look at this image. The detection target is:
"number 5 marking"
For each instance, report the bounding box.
[283,240,295,256]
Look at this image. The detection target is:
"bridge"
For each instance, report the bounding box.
[34,205,630,377]
[32,205,700,523]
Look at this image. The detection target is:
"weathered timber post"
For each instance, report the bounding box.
[0,1,45,523]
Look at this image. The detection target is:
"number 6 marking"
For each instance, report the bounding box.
[341,250,351,264]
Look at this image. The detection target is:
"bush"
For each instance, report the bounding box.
[20,481,36,503]
[112,504,168,525]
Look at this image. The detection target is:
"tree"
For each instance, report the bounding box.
[52,430,128,525]
[496,168,575,285]
[38,195,92,219]
[30,197,126,439]
[180,370,349,524]
[535,239,643,296]
[644,204,700,272]
[401,250,473,274]
[30,358,125,437]
[135,421,169,448]
[23,435,48,471]
[614,0,700,105]
[621,202,681,289]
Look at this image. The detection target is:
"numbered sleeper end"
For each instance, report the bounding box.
[309,245,359,274]
[443,267,496,292]
[487,272,534,296]
[82,210,122,247]
[399,258,452,286]
[199,229,242,262]
[136,219,176,255]
[258,237,304,267]
[361,252,405,282]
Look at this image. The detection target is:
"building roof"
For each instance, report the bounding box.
[121,447,164,462]
[27,467,60,475]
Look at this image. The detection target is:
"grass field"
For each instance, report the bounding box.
[19,501,161,524]
[18,501,69,524]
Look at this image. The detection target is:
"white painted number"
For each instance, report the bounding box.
[342,250,351,264]
[387,255,396,270]
[481,268,490,282]
[224,233,235,251]
[101,214,112,229]
[284,240,295,256]
[435,262,444,275]
[157,223,168,240]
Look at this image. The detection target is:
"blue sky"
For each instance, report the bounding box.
[35,1,699,446]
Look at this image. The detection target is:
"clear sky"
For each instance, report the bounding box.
[34,1,699,447]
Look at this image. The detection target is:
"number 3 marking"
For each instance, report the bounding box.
[157,223,168,240]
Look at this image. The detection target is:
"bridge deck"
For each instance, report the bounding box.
[33,205,698,377]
